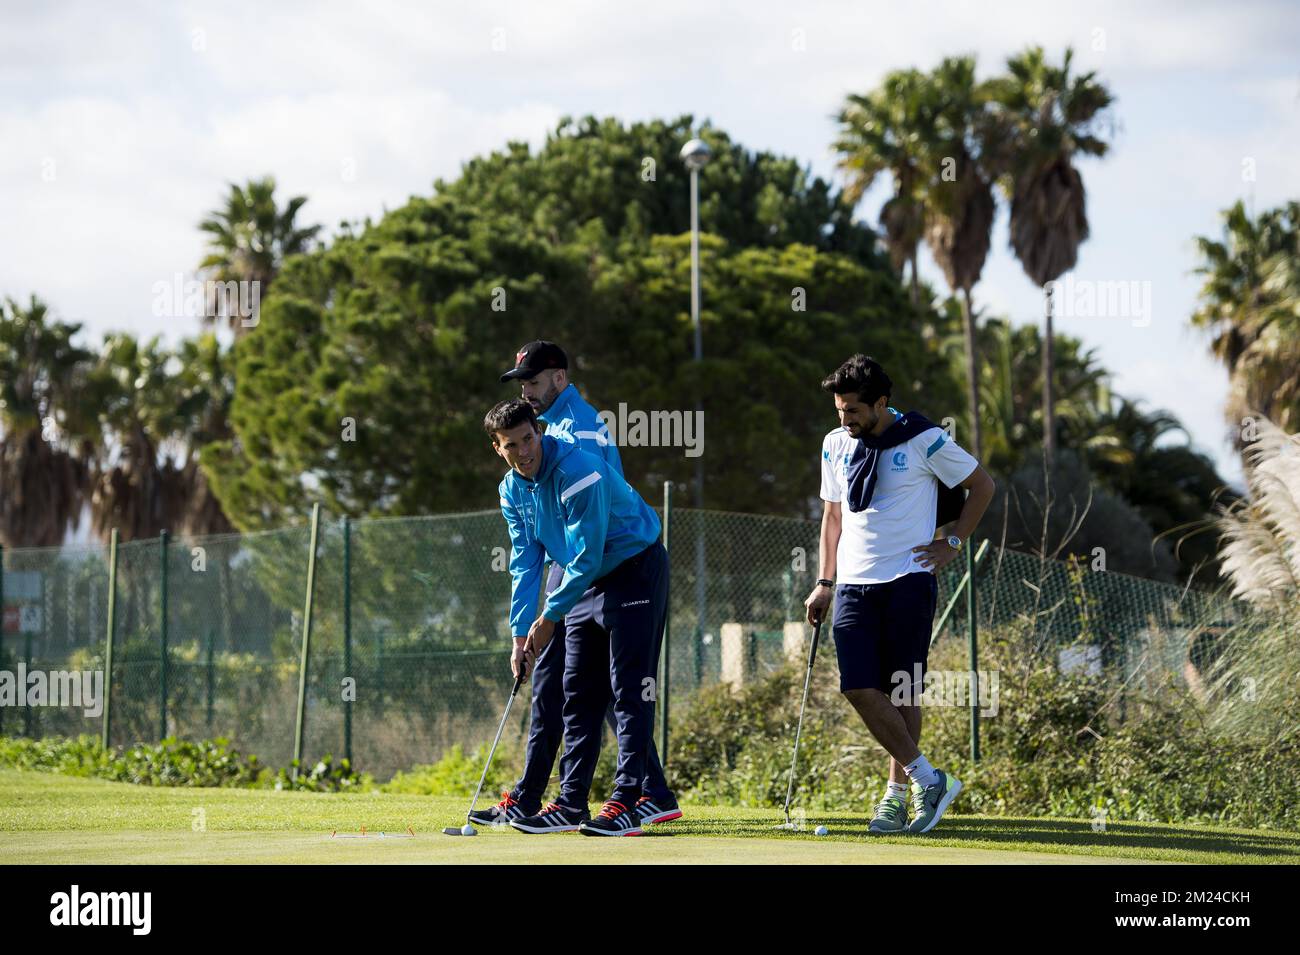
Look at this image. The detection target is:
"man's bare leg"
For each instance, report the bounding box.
[889,704,921,785]
[843,688,921,765]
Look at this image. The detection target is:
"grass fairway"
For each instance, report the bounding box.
[2,769,1295,864]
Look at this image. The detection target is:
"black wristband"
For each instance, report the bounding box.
[816,578,834,588]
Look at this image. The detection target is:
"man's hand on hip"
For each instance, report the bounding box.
[913,538,960,573]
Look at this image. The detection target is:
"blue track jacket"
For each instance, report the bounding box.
[539,383,624,476]
[499,433,660,636]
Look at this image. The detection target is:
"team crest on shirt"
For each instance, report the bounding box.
[891,451,908,471]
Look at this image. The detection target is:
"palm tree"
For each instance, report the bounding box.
[198,177,321,337]
[88,334,188,542]
[922,55,997,457]
[0,296,94,547]
[833,69,939,307]
[953,315,1109,473]
[171,334,235,535]
[1192,200,1300,435]
[961,314,1229,582]
[986,46,1114,466]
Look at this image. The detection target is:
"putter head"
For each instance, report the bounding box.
[774,807,807,832]
[442,826,463,836]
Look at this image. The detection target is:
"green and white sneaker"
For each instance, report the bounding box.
[907,770,963,834]
[868,793,909,833]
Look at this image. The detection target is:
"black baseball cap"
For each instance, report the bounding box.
[500,341,568,382]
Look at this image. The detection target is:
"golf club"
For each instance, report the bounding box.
[443,670,526,836]
[778,614,823,830]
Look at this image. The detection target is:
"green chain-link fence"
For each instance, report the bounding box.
[0,504,1246,779]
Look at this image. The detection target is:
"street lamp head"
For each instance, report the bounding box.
[680,138,712,171]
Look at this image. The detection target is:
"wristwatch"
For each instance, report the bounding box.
[946,536,962,551]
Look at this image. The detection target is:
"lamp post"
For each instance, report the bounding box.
[680,138,710,395]
[680,137,711,681]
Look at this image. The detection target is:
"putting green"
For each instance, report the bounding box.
[3,829,1146,864]
[3,770,1294,864]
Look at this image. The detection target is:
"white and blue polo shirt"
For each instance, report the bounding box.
[820,411,977,584]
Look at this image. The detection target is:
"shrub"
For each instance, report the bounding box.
[0,734,263,787]
[664,625,1300,830]
[0,734,372,792]
[272,754,371,792]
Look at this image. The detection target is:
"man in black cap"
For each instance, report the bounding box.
[468,341,681,832]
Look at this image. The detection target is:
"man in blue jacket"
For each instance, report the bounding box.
[469,342,679,832]
[485,396,671,836]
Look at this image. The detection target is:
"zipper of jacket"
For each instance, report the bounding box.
[526,483,539,545]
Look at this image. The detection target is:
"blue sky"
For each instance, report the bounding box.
[4,0,1299,488]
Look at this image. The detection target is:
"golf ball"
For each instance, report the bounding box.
[814,825,829,836]
[461,823,477,836]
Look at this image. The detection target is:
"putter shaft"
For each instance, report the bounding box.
[464,673,525,821]
[782,617,822,826]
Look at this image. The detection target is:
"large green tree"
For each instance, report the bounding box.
[204,120,959,530]
[443,115,885,266]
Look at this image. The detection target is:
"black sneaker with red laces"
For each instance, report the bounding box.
[509,802,590,834]
[635,793,683,825]
[467,791,535,827]
[578,798,643,836]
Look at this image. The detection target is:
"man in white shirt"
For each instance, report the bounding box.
[804,353,994,834]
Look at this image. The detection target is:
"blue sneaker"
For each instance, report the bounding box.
[907,771,963,834]
[868,793,909,834]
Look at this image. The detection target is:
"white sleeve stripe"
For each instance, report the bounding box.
[574,430,610,446]
[500,498,511,508]
[559,471,602,501]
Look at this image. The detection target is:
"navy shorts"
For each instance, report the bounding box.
[831,571,938,694]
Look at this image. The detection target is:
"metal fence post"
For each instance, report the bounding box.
[102,529,119,750]
[159,529,169,741]
[659,481,671,764]
[966,540,981,763]
[343,515,352,767]
[23,624,32,736]
[292,504,322,781]
[0,542,5,735]
[205,628,215,728]
[929,539,989,647]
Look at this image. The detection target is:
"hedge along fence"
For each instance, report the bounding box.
[0,494,1248,782]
